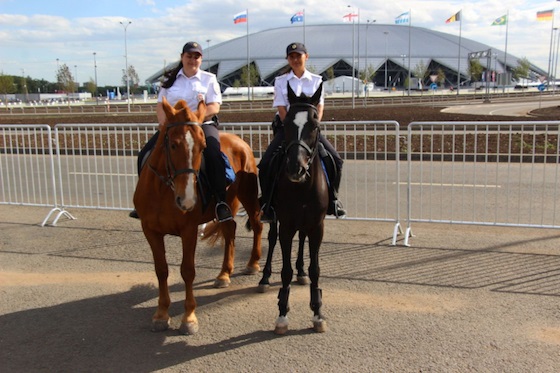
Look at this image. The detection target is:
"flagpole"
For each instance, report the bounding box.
[457,10,462,95]
[407,9,411,96]
[246,8,250,100]
[303,9,306,45]
[503,10,509,93]
[547,11,555,90]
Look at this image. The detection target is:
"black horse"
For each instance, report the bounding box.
[273,82,329,334]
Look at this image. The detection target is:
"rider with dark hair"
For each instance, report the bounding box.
[258,42,346,222]
[130,41,232,222]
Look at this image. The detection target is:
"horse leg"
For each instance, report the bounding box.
[179,226,200,335]
[295,231,309,285]
[234,172,262,275]
[214,219,236,288]
[258,221,277,292]
[143,229,171,332]
[274,228,295,335]
[308,224,327,333]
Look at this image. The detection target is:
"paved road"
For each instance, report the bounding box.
[441,98,560,117]
[1,205,559,372]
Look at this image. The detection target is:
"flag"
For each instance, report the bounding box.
[491,15,507,26]
[233,11,247,24]
[291,11,304,24]
[343,13,358,22]
[446,11,461,24]
[537,9,554,21]
[394,12,409,25]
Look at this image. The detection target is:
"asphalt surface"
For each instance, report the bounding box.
[1,205,559,372]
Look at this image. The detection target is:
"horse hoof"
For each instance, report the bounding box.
[243,266,259,275]
[151,318,170,332]
[213,278,231,288]
[312,316,327,333]
[274,316,289,335]
[257,283,270,293]
[296,275,310,285]
[179,321,199,335]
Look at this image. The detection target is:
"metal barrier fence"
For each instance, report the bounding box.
[0,122,402,243]
[405,121,560,246]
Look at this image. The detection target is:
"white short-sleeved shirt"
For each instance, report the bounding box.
[158,69,222,110]
[272,69,324,110]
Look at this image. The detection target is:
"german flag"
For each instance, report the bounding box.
[446,11,461,24]
[537,9,554,22]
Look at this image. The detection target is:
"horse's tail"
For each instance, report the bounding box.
[200,221,224,246]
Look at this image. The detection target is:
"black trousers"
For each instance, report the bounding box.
[137,122,226,200]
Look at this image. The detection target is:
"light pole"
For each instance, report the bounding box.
[400,54,406,96]
[347,5,356,108]
[120,20,132,113]
[93,52,98,105]
[365,19,376,100]
[74,65,78,99]
[384,31,389,90]
[206,39,211,71]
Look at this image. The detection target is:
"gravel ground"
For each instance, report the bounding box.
[1,206,559,372]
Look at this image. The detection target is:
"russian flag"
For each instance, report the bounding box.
[234,11,247,24]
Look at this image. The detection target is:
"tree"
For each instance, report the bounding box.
[467,59,484,83]
[412,60,429,84]
[436,68,446,86]
[512,57,530,82]
[239,64,260,87]
[0,73,15,104]
[122,65,140,91]
[84,78,97,96]
[56,64,75,94]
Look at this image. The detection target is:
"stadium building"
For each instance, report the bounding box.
[145,23,546,92]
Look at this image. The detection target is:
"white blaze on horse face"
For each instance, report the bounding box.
[181,131,197,210]
[293,111,308,139]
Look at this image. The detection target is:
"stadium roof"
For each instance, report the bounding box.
[146,23,545,88]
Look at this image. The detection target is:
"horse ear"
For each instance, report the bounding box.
[161,96,174,122]
[196,100,207,123]
[311,82,323,106]
[287,82,297,104]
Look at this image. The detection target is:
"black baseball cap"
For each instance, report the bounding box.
[286,42,307,57]
[182,41,203,55]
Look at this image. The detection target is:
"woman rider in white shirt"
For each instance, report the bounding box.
[258,42,345,222]
[130,41,232,222]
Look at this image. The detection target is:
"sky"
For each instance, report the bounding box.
[0,0,559,88]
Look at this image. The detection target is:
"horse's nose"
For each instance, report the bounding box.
[176,195,195,211]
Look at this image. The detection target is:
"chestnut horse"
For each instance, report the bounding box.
[133,97,262,335]
[273,83,329,334]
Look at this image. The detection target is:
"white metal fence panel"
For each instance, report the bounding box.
[0,124,56,207]
[405,121,560,245]
[54,123,157,211]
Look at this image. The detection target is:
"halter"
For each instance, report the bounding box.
[149,120,201,191]
[284,103,320,164]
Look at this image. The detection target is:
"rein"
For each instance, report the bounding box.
[149,120,201,190]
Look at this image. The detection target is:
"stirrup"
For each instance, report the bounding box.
[260,204,276,224]
[215,201,233,223]
[333,200,346,219]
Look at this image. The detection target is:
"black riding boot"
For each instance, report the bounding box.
[328,171,346,218]
[208,154,232,223]
[258,166,276,223]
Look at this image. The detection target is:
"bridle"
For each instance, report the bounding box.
[284,103,320,168]
[148,120,201,191]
